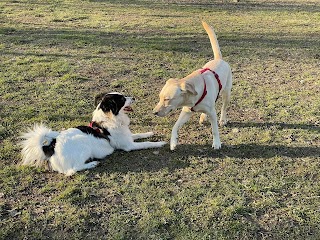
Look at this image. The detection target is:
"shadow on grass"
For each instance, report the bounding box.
[96,147,192,174]
[96,141,319,174]
[221,143,319,159]
[230,121,320,132]
[90,0,320,13]
[1,27,319,60]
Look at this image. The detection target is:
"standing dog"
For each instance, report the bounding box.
[153,21,232,150]
[20,92,166,176]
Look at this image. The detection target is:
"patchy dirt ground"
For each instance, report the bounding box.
[1,0,319,239]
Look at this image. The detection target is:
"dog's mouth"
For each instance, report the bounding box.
[124,106,133,112]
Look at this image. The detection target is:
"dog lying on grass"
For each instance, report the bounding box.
[153,21,232,150]
[20,92,166,176]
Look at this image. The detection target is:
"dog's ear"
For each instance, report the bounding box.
[180,81,197,95]
[100,98,119,115]
[99,94,126,115]
[94,93,107,106]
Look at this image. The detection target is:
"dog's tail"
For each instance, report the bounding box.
[202,21,222,60]
[20,124,59,167]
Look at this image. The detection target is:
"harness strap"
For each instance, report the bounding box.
[200,68,223,97]
[191,78,207,111]
[190,68,222,111]
[89,121,104,135]
[87,121,110,141]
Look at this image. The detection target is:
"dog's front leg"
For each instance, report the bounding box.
[132,132,154,140]
[207,108,221,149]
[170,108,192,150]
[122,141,166,151]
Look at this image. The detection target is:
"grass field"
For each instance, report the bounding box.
[1,0,320,239]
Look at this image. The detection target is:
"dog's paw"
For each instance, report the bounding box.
[87,161,100,168]
[65,170,77,176]
[170,139,177,151]
[199,113,207,125]
[219,119,228,127]
[159,141,167,147]
[151,141,166,149]
[212,139,221,150]
[145,132,154,137]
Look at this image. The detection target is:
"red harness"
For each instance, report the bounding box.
[89,121,103,134]
[89,121,95,128]
[190,68,222,111]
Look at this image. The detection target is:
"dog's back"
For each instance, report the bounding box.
[20,125,114,175]
[48,128,114,175]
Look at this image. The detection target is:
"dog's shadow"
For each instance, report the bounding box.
[96,143,319,174]
[230,121,319,133]
[94,121,319,174]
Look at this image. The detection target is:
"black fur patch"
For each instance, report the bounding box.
[98,93,126,115]
[76,125,110,140]
[42,139,56,158]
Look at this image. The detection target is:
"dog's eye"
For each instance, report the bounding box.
[164,98,170,102]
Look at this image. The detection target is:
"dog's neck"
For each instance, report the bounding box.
[92,109,130,129]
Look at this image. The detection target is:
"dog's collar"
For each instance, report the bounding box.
[190,68,222,111]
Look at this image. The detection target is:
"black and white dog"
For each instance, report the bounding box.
[20,92,166,176]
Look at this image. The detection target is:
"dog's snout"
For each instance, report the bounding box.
[153,111,159,116]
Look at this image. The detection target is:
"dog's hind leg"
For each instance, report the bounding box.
[132,132,154,140]
[219,89,231,126]
[65,161,100,176]
[207,108,221,150]
[220,73,232,126]
[170,107,192,150]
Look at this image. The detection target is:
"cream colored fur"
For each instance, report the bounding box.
[153,21,232,150]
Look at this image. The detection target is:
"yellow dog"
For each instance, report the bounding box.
[153,21,232,150]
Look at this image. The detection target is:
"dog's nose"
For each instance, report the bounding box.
[132,97,135,101]
[153,111,159,116]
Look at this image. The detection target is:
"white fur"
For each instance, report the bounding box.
[92,97,167,152]
[153,21,232,150]
[21,125,114,176]
[20,94,166,176]
[20,125,113,176]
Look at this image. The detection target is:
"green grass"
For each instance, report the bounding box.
[1,0,320,239]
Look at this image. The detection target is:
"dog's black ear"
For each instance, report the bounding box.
[100,97,118,115]
[94,93,108,106]
[99,94,126,115]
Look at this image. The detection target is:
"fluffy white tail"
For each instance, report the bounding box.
[20,124,59,167]
[202,21,222,60]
